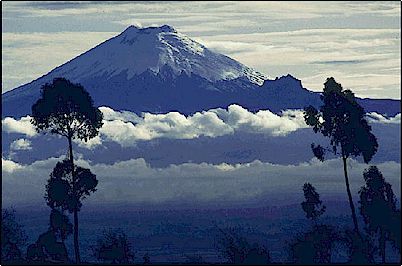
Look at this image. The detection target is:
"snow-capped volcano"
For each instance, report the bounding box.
[2,25,400,118]
[48,25,266,85]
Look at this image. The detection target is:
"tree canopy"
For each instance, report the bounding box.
[301,183,326,222]
[359,166,397,231]
[46,159,98,212]
[91,229,134,264]
[359,166,399,263]
[31,77,103,141]
[304,77,378,162]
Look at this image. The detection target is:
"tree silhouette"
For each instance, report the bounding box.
[301,183,326,223]
[27,208,72,263]
[1,208,27,262]
[49,209,73,243]
[344,229,374,264]
[359,166,398,263]
[27,230,69,263]
[291,183,338,264]
[388,211,401,253]
[303,77,378,236]
[31,77,103,263]
[91,228,135,264]
[290,224,338,264]
[46,159,98,212]
[216,226,270,264]
[45,159,97,261]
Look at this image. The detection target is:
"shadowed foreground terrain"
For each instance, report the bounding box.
[6,201,400,264]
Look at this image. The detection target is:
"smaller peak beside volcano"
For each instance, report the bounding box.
[262,74,305,92]
[276,74,299,81]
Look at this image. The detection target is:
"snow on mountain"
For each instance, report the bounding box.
[43,25,266,85]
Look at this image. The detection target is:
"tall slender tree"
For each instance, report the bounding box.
[359,166,398,264]
[31,77,103,263]
[303,77,378,236]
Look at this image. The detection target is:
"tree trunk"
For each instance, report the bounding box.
[342,156,360,236]
[68,137,81,264]
[380,228,386,264]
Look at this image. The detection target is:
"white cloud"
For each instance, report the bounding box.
[99,106,142,123]
[10,138,32,151]
[97,105,307,147]
[2,158,23,173]
[99,108,233,147]
[5,2,399,20]
[2,156,400,207]
[2,116,37,137]
[366,112,401,124]
[5,106,395,150]
[73,136,102,150]
[212,105,308,136]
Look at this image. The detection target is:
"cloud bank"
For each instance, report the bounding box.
[2,156,400,208]
[98,105,308,147]
[2,105,400,149]
[199,28,401,99]
[366,112,401,124]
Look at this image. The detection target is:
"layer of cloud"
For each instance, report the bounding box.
[2,105,306,149]
[3,106,400,149]
[2,116,37,137]
[2,155,400,207]
[98,105,307,147]
[2,158,23,173]
[197,29,401,99]
[10,138,32,151]
[4,2,400,20]
[366,112,401,124]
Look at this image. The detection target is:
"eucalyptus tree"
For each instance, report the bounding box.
[31,77,103,263]
[303,77,378,236]
[359,166,398,263]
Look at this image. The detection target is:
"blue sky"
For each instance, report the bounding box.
[2,1,401,99]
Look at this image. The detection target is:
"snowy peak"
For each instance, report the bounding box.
[49,25,266,85]
[121,24,177,36]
